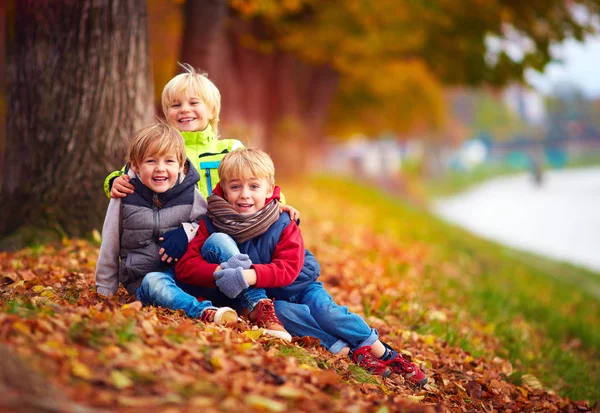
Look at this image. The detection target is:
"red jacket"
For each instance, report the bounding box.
[175,184,305,289]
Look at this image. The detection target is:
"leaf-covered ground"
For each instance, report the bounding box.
[1,179,598,412]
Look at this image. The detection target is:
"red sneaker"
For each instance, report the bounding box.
[248,299,292,342]
[352,346,393,378]
[386,352,428,387]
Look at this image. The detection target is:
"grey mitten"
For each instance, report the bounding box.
[220,253,252,270]
[213,267,249,298]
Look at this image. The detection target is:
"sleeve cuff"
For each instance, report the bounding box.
[104,170,125,198]
[96,285,116,297]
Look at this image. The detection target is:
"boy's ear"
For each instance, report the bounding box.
[266,184,274,198]
[130,163,138,173]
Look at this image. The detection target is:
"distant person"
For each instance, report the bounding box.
[530,154,543,186]
[104,63,299,263]
[175,148,428,386]
[95,121,237,325]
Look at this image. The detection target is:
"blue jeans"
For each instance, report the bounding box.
[136,268,217,318]
[275,282,379,354]
[201,233,267,312]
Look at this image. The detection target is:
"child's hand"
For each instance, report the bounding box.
[220,254,252,270]
[213,267,249,298]
[111,175,134,198]
[280,204,300,221]
[159,227,188,263]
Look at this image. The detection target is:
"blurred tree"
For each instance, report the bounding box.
[174,0,599,173]
[546,84,600,140]
[147,0,184,111]
[0,0,153,248]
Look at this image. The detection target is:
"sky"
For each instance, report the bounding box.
[526,34,600,98]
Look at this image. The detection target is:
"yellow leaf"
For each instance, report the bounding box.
[210,355,223,369]
[32,285,45,293]
[13,321,30,334]
[91,228,102,243]
[71,361,93,380]
[244,329,264,340]
[41,290,55,298]
[428,310,447,321]
[521,374,544,390]
[407,395,425,403]
[236,342,255,352]
[10,280,25,289]
[245,395,286,412]
[123,301,143,311]
[275,385,305,399]
[423,334,436,346]
[111,370,133,389]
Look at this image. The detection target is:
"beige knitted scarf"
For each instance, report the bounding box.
[206,195,280,243]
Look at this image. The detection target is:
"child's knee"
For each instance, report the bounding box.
[207,232,237,248]
[201,232,239,254]
[141,271,171,292]
[201,233,240,261]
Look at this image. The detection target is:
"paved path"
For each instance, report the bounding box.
[433,167,600,273]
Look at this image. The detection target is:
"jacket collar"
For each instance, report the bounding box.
[181,124,216,147]
[127,158,200,206]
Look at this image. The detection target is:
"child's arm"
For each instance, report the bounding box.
[104,167,134,199]
[95,199,122,297]
[279,204,300,221]
[158,188,207,262]
[110,175,135,198]
[251,222,305,288]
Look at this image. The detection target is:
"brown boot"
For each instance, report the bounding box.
[248,299,292,342]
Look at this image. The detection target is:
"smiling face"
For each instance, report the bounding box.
[131,151,183,193]
[166,94,214,132]
[222,176,274,215]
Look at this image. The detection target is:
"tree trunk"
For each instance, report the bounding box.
[1,0,153,248]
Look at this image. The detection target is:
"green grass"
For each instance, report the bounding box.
[299,176,600,402]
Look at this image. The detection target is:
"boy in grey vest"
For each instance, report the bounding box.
[95,121,236,325]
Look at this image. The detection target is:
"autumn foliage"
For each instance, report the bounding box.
[1,180,597,412]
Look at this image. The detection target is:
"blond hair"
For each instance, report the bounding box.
[218,148,275,187]
[128,121,186,169]
[161,63,221,133]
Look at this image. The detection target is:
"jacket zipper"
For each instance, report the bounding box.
[152,193,160,240]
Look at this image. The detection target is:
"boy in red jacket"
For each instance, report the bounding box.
[176,148,427,386]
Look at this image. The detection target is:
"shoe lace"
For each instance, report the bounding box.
[390,354,416,374]
[353,348,386,372]
[255,301,282,327]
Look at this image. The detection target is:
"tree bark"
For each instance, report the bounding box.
[1,0,153,247]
